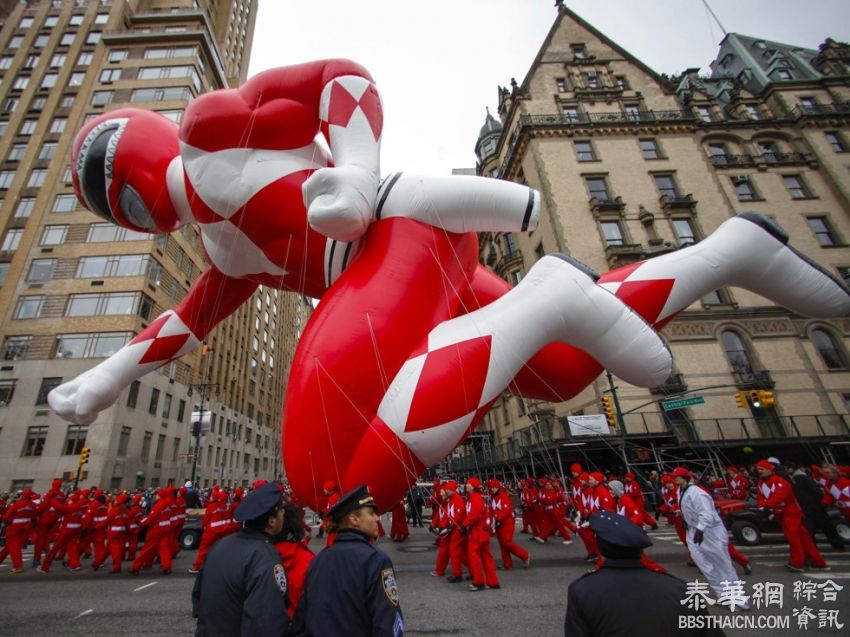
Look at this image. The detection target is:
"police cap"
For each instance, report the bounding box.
[589,510,652,550]
[234,482,284,522]
[326,484,378,523]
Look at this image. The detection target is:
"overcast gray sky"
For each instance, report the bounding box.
[249,0,850,175]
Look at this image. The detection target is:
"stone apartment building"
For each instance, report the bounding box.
[461,3,850,477]
[0,0,313,493]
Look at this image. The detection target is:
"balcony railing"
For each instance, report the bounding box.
[710,154,755,168]
[758,152,811,165]
[792,102,850,118]
[732,369,775,389]
[659,193,697,210]
[649,373,688,396]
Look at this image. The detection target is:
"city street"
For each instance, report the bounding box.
[0,520,847,636]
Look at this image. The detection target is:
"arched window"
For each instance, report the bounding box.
[811,328,848,370]
[721,330,754,375]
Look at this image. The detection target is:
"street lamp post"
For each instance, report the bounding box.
[188,381,218,488]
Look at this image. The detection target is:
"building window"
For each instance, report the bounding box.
[571,44,587,59]
[149,388,160,415]
[624,104,641,121]
[574,140,596,162]
[63,425,88,455]
[76,52,93,66]
[65,292,143,317]
[155,434,165,461]
[100,68,122,83]
[162,393,172,419]
[86,32,101,45]
[130,87,194,103]
[697,106,714,122]
[41,73,58,89]
[0,379,16,406]
[653,174,680,198]
[52,193,77,212]
[50,118,67,134]
[22,426,48,457]
[8,144,27,161]
[0,263,8,286]
[776,69,793,80]
[14,296,44,320]
[69,72,85,86]
[0,170,16,189]
[36,377,62,405]
[20,119,38,136]
[585,176,611,201]
[562,106,581,122]
[39,142,58,161]
[731,176,758,201]
[639,138,660,159]
[2,228,23,251]
[585,72,599,88]
[108,49,128,63]
[702,289,726,305]
[127,380,140,408]
[615,76,628,89]
[28,169,47,188]
[806,216,838,247]
[141,431,153,460]
[177,399,186,422]
[826,132,845,152]
[41,225,68,245]
[838,266,850,288]
[27,258,56,282]
[555,77,566,92]
[59,33,75,47]
[15,198,35,219]
[87,223,151,243]
[811,328,848,369]
[117,426,131,457]
[600,221,625,246]
[757,141,779,163]
[721,330,755,376]
[3,336,31,361]
[783,174,811,199]
[92,91,114,106]
[672,218,697,246]
[745,105,760,120]
[55,332,131,359]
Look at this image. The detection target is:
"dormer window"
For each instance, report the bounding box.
[571,44,587,60]
[585,72,599,88]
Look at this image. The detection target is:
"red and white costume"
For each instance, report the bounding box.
[51,59,850,511]
[726,468,751,501]
[464,483,499,589]
[489,481,529,569]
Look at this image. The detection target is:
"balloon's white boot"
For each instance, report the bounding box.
[627,213,850,322]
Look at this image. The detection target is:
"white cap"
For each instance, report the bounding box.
[184,481,192,488]
[768,457,781,466]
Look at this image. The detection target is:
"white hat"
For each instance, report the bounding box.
[184,481,193,488]
[767,457,781,466]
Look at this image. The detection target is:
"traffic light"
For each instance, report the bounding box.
[79,447,90,465]
[734,391,747,409]
[749,390,761,408]
[758,390,775,408]
[601,395,617,428]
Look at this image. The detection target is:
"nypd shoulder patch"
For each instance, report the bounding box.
[273,563,288,596]
[381,567,399,606]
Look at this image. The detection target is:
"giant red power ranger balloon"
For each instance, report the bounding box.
[50,59,850,510]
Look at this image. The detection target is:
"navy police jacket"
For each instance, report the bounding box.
[292,528,404,637]
[192,527,289,636]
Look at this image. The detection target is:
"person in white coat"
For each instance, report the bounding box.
[673,467,750,611]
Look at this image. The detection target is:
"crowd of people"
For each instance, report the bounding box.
[2,458,848,635]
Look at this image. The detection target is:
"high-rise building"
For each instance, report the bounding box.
[0,0,312,493]
[463,3,850,475]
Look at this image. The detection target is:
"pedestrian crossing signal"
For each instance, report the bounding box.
[79,447,90,465]
[601,395,617,428]
[734,391,747,408]
[749,390,761,408]
[757,390,774,408]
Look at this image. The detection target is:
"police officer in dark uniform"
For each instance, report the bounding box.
[192,482,290,636]
[292,484,404,637]
[564,511,725,637]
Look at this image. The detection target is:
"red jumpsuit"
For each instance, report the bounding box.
[758,473,827,569]
[126,498,143,561]
[432,496,452,576]
[131,492,175,574]
[82,499,109,568]
[624,475,656,529]
[274,540,315,619]
[727,473,751,500]
[613,495,666,573]
[39,496,86,572]
[93,501,130,573]
[538,484,574,542]
[190,495,234,572]
[171,491,188,556]
[390,501,409,541]
[491,487,529,568]
[464,490,499,588]
[0,493,36,571]
[824,475,850,522]
[33,489,66,564]
[446,492,468,579]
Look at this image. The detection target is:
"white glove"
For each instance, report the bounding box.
[48,366,123,425]
[303,165,377,242]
